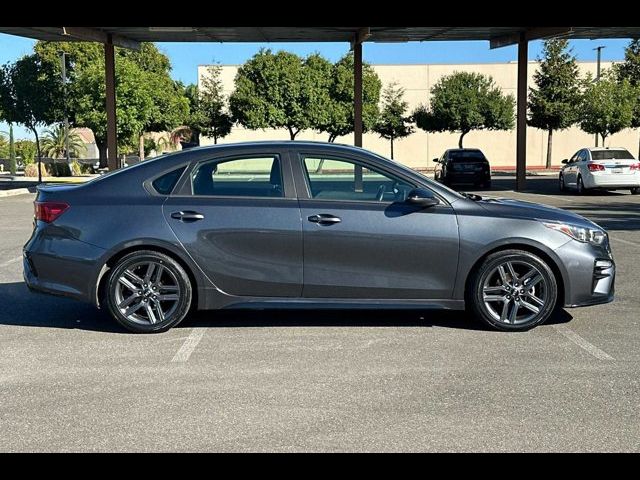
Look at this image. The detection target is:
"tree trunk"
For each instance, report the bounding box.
[213,135,218,145]
[33,128,42,184]
[288,127,298,140]
[546,129,553,170]
[139,135,145,161]
[98,142,108,169]
[390,137,394,160]
[638,131,640,160]
[601,133,607,146]
[458,131,468,148]
[8,123,16,175]
[328,134,337,143]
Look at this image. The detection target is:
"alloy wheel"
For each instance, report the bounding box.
[114,260,181,325]
[481,260,549,325]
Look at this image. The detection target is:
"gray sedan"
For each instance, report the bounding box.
[23,141,615,333]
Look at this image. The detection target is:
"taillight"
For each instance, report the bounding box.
[587,163,605,172]
[631,163,640,171]
[34,201,69,223]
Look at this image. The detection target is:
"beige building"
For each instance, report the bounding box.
[198,61,639,170]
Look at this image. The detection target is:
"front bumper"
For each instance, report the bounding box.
[555,239,615,308]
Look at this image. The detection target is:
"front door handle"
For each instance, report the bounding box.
[308,214,342,225]
[171,211,205,222]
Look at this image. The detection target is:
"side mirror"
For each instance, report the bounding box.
[432,158,439,163]
[561,159,569,164]
[407,188,440,208]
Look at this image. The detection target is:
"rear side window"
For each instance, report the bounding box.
[152,166,186,195]
[591,150,635,160]
[191,156,283,197]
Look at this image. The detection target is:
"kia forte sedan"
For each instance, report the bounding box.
[24,141,615,333]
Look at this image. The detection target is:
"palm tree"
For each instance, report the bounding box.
[41,124,85,159]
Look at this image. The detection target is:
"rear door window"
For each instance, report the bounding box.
[191,156,283,197]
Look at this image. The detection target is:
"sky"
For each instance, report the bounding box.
[0,32,633,139]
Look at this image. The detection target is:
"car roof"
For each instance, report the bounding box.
[445,148,483,152]
[182,140,369,154]
[587,147,630,151]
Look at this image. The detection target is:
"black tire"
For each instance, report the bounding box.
[559,174,565,192]
[106,250,193,333]
[631,187,639,195]
[576,175,586,195]
[467,249,558,332]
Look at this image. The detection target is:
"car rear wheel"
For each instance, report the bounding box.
[631,187,639,195]
[468,249,558,331]
[106,250,193,333]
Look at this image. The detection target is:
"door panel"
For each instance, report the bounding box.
[300,201,459,299]
[164,154,303,297]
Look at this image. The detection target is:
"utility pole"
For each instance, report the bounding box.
[594,46,605,147]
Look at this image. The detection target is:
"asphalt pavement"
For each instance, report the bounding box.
[0,176,639,452]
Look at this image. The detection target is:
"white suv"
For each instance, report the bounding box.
[559,147,640,195]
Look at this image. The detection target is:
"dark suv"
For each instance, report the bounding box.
[433,149,491,188]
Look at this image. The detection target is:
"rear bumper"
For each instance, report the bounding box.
[445,171,491,184]
[583,173,640,189]
[23,224,107,304]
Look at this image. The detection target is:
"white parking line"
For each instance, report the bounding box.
[0,256,22,269]
[610,236,640,248]
[553,324,614,361]
[171,328,205,363]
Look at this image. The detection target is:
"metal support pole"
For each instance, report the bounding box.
[594,46,605,147]
[353,40,363,191]
[104,37,118,170]
[516,33,528,192]
[60,52,70,165]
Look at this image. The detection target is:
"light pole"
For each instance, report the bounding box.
[594,46,605,147]
[60,52,70,165]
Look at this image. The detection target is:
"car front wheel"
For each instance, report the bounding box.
[559,174,565,192]
[106,250,193,333]
[576,175,586,195]
[468,249,558,331]
[631,187,639,195]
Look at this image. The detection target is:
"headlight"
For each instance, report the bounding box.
[543,222,607,246]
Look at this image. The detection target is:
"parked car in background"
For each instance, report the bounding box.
[559,147,640,195]
[24,141,614,333]
[433,148,491,189]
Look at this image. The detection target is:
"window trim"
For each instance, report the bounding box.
[172,152,295,200]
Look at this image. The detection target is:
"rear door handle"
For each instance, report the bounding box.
[308,214,341,225]
[171,211,205,222]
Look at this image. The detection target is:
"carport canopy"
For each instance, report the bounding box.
[3,26,640,190]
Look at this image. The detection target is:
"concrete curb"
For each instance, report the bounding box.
[0,188,34,198]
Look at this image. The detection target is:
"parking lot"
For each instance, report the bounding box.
[1,176,639,452]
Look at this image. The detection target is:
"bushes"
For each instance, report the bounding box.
[24,162,49,178]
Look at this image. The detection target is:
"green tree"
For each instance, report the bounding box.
[230,49,314,140]
[528,39,581,169]
[14,139,37,165]
[197,65,233,144]
[0,54,64,182]
[373,82,414,159]
[319,53,382,142]
[34,41,188,166]
[41,124,86,158]
[615,40,640,158]
[414,71,515,148]
[579,71,637,145]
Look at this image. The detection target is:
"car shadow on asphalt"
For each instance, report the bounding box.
[0,281,573,333]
